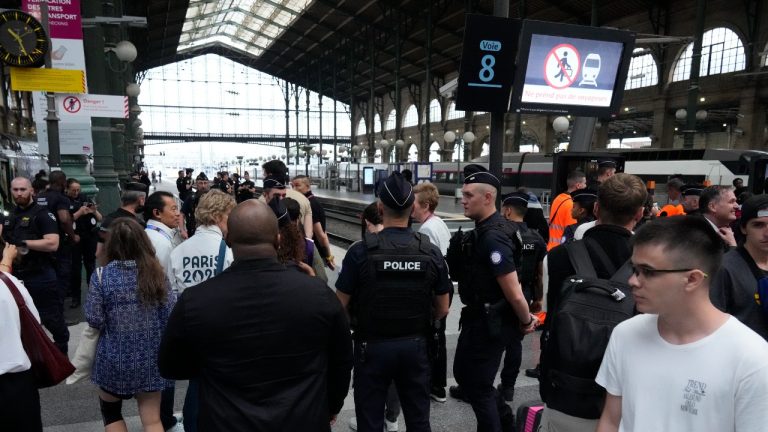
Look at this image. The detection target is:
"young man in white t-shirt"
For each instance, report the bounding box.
[596,216,768,432]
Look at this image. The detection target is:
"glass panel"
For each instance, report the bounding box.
[672,27,745,82]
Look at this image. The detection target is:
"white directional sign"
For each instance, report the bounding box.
[56,94,129,119]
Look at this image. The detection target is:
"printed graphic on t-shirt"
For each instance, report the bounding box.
[681,379,707,415]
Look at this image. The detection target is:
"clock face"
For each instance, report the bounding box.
[0,10,48,67]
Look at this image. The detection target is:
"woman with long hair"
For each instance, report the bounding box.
[85,217,176,432]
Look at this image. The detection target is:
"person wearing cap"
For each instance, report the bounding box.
[588,160,617,189]
[449,165,538,431]
[548,170,586,251]
[699,185,739,249]
[261,160,314,238]
[178,168,194,202]
[520,188,549,243]
[498,191,547,402]
[336,172,451,432]
[237,171,256,203]
[97,181,148,266]
[681,184,703,215]
[562,188,598,244]
[181,172,211,238]
[710,195,768,340]
[217,172,234,195]
[261,174,288,202]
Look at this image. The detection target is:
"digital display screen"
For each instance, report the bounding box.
[520,34,625,108]
[363,167,374,186]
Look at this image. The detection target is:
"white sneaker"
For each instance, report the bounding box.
[349,416,357,431]
[385,418,398,431]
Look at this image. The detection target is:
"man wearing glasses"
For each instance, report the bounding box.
[596,216,768,431]
[710,195,768,340]
[541,173,647,431]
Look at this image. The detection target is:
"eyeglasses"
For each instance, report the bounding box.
[631,264,708,279]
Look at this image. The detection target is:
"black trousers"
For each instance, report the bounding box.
[21,267,69,354]
[54,243,72,303]
[429,316,447,389]
[353,337,431,432]
[500,332,524,388]
[70,235,97,302]
[453,318,515,432]
[0,369,42,432]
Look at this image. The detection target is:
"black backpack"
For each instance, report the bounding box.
[539,238,636,419]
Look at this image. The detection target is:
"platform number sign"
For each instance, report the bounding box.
[456,15,520,112]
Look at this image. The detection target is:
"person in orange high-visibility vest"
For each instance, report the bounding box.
[547,170,586,250]
[658,177,685,217]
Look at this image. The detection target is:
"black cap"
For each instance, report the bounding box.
[463,164,500,188]
[681,184,704,197]
[501,192,529,207]
[571,188,598,204]
[196,172,208,181]
[597,159,617,169]
[263,175,286,189]
[124,182,148,193]
[185,168,194,173]
[380,172,414,210]
[268,196,290,227]
[740,195,768,227]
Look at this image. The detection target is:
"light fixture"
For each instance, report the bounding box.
[443,131,456,143]
[126,83,141,97]
[553,116,570,133]
[130,105,142,114]
[675,109,687,120]
[395,139,405,148]
[115,41,138,62]
[462,131,476,144]
[695,110,707,121]
[133,118,142,128]
[699,97,706,102]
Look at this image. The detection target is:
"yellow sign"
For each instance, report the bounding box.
[10,67,85,93]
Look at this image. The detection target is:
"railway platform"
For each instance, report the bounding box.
[313,186,467,219]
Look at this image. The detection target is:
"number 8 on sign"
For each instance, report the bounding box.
[479,54,495,82]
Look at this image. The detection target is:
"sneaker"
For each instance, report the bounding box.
[525,366,540,379]
[497,383,514,402]
[430,386,447,403]
[449,385,467,402]
[385,418,398,432]
[348,416,357,431]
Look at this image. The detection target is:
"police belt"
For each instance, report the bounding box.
[460,298,512,321]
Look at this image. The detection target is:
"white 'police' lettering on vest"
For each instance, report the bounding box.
[378,260,424,272]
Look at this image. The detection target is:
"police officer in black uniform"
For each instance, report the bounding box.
[181,172,211,237]
[681,183,704,215]
[36,171,78,307]
[66,178,101,309]
[498,191,547,401]
[448,165,538,432]
[177,168,194,202]
[4,177,67,353]
[336,172,451,432]
[587,159,617,190]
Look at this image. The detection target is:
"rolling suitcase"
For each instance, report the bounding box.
[516,400,544,432]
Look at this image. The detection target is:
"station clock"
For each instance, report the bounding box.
[0,10,49,67]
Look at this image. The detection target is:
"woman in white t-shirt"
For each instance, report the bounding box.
[0,243,43,431]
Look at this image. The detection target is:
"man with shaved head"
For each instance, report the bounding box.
[159,200,352,432]
[2,177,67,353]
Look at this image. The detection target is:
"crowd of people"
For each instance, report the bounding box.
[2,158,768,432]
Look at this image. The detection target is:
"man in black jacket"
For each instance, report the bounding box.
[541,173,646,431]
[159,200,353,431]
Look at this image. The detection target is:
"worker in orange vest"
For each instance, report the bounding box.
[659,177,685,217]
[547,170,586,250]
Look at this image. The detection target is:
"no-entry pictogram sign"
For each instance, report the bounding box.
[62,96,81,114]
[543,44,581,89]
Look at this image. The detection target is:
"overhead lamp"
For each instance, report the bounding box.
[395,139,405,148]
[115,41,138,62]
[443,131,456,143]
[462,131,476,144]
[130,105,142,114]
[133,118,142,128]
[126,83,141,97]
[553,116,570,133]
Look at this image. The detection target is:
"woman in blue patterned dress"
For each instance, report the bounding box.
[85,217,176,432]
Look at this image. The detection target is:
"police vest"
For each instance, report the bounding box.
[512,223,545,302]
[3,204,53,272]
[354,232,436,340]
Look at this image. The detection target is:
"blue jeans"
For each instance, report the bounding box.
[353,337,431,432]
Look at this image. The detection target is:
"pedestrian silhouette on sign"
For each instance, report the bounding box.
[554,51,572,82]
[68,99,77,111]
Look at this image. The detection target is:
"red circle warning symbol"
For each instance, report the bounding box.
[543,44,581,90]
[63,96,81,114]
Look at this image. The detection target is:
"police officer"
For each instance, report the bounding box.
[177,168,194,202]
[336,172,451,432]
[681,183,704,215]
[181,172,211,237]
[3,177,67,353]
[587,159,617,189]
[66,178,101,309]
[449,165,538,432]
[498,191,546,402]
[36,171,78,307]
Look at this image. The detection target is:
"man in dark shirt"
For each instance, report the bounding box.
[236,171,256,203]
[540,173,646,429]
[177,169,194,202]
[711,195,768,340]
[96,182,147,265]
[65,178,101,309]
[159,199,352,431]
[290,175,334,268]
[181,173,211,237]
[36,171,77,304]
[3,177,66,352]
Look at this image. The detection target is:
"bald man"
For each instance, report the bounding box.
[159,200,353,432]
